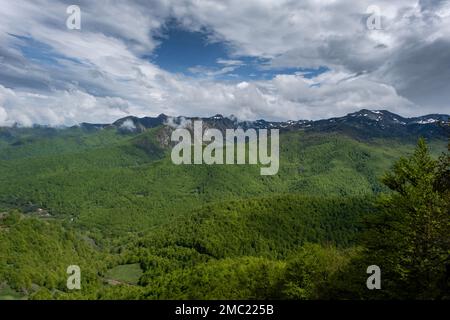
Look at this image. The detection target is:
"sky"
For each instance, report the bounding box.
[0,0,449,126]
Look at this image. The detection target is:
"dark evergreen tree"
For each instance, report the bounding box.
[361,138,449,299]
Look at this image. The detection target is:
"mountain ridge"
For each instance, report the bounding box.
[0,109,448,142]
[82,109,450,140]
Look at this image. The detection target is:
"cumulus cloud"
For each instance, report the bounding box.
[0,0,448,126]
[120,119,137,131]
[165,116,191,129]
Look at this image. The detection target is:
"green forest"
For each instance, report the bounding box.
[0,125,448,300]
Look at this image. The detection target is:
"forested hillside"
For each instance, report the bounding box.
[0,117,448,300]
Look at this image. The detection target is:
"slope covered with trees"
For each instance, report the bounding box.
[0,122,448,300]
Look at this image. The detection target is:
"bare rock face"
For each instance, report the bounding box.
[155,126,174,148]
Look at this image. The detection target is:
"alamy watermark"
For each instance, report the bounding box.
[67,265,81,290]
[66,5,81,30]
[171,121,279,175]
[366,265,381,290]
[366,5,382,30]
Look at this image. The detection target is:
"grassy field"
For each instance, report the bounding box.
[105,264,143,285]
[0,284,26,300]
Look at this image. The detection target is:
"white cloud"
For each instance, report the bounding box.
[0,107,8,125]
[217,58,245,66]
[0,0,448,126]
[120,119,137,131]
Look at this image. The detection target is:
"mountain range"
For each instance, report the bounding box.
[79,109,449,140]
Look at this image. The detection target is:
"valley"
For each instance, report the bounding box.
[0,109,448,299]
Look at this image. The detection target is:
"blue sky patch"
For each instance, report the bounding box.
[9,33,80,67]
[150,23,329,81]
